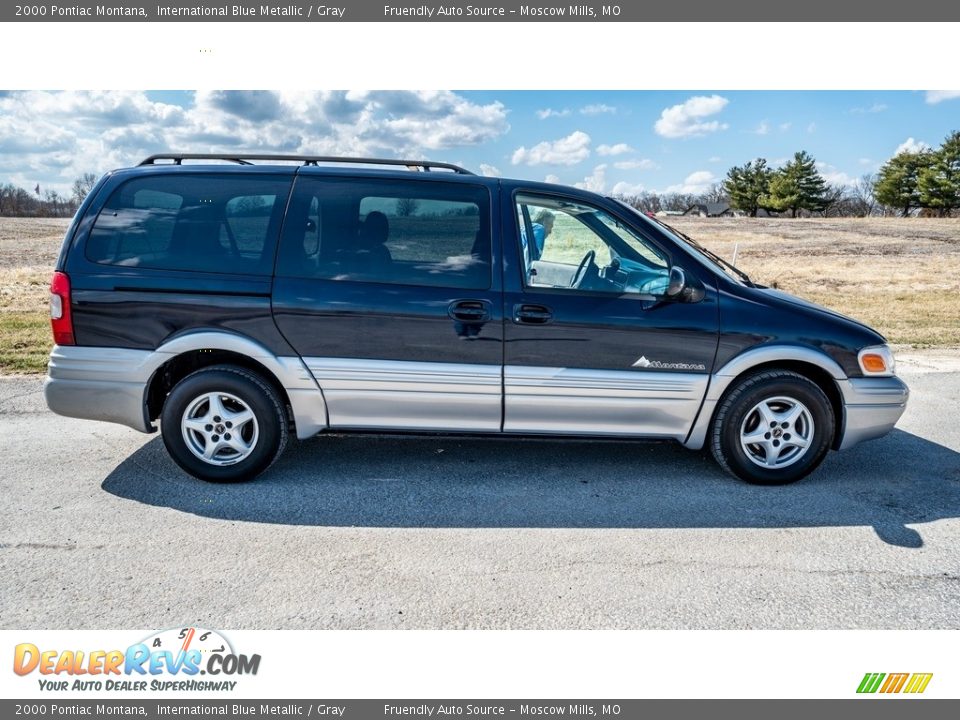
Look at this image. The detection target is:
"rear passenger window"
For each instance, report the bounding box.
[86,175,292,275]
[276,177,491,290]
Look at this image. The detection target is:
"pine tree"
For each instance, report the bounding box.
[761,151,828,217]
[723,159,773,217]
[874,150,934,216]
[918,131,960,216]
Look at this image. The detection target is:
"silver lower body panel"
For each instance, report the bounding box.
[303,358,502,432]
[44,346,156,432]
[837,376,909,450]
[504,365,708,439]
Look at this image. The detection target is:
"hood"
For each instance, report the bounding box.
[756,286,883,338]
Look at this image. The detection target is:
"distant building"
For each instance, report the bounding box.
[683,202,741,217]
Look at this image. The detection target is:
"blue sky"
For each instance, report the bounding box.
[1,90,957,195]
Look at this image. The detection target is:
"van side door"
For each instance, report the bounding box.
[502,189,719,440]
[272,173,503,432]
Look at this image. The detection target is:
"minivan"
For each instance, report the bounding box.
[45,154,908,485]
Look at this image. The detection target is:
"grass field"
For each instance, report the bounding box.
[0,216,958,374]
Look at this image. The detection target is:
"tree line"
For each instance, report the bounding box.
[617,130,959,218]
[2,133,958,220]
[0,173,98,218]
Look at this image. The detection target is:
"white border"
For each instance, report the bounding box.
[0,22,957,90]
[1,630,954,699]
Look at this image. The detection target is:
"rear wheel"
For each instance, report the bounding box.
[161,365,288,482]
[710,370,834,485]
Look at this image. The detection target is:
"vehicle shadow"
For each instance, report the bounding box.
[101,429,960,548]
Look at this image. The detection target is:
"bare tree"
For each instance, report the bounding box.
[395,198,419,217]
[820,184,849,217]
[71,173,98,206]
[702,183,729,204]
[849,173,877,217]
[0,183,13,215]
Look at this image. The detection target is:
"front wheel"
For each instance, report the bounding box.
[710,370,834,485]
[161,365,288,482]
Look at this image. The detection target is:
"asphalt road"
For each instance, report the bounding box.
[1,357,959,629]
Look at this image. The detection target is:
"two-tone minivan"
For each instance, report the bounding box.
[45,154,908,484]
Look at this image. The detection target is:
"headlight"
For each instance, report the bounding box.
[858,344,896,377]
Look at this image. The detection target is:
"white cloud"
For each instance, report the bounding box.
[925,90,960,104]
[611,181,646,196]
[613,159,657,170]
[807,122,817,134]
[511,130,591,166]
[665,170,717,195]
[708,156,723,163]
[858,157,874,166]
[894,137,931,155]
[654,95,729,139]
[479,163,501,177]
[0,90,511,193]
[850,103,888,114]
[753,121,770,135]
[536,108,570,119]
[816,161,856,187]
[574,164,608,193]
[779,122,792,131]
[544,174,562,184]
[580,104,616,116]
[597,143,634,156]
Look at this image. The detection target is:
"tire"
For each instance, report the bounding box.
[710,370,834,485]
[160,365,288,483]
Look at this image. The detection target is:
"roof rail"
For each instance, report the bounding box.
[137,154,475,174]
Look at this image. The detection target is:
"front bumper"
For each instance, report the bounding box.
[837,375,909,450]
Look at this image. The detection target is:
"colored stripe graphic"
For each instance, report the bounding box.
[857,672,932,694]
[903,673,933,694]
[880,673,909,693]
[857,673,885,693]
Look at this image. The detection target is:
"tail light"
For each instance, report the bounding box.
[49,271,75,346]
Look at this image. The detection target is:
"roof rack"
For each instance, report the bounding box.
[137,154,475,175]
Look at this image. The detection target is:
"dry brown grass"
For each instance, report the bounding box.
[0,216,957,374]
[0,218,70,373]
[668,216,960,347]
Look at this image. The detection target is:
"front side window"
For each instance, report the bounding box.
[515,193,670,295]
[86,174,291,275]
[276,178,491,290]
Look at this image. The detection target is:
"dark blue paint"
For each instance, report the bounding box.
[57,163,885,380]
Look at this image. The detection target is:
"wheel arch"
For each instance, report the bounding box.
[685,345,847,451]
[142,330,323,436]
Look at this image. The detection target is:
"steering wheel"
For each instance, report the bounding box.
[569,250,596,288]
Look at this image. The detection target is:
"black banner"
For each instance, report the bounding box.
[3,1,957,22]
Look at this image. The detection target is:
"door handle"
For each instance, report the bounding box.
[513,303,553,324]
[448,300,490,323]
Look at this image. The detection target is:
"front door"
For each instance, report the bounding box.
[503,190,719,440]
[272,174,503,432]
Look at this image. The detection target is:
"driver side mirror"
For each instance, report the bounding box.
[665,266,686,298]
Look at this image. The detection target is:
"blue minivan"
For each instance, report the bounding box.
[45,154,908,484]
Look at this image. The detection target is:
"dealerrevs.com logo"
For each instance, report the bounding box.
[13,627,260,692]
[857,673,933,694]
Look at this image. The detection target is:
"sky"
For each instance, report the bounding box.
[0,89,958,197]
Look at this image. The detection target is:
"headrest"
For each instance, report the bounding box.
[359,211,389,247]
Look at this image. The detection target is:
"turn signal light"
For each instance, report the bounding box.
[857,345,895,377]
[860,354,887,373]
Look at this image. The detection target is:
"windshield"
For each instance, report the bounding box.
[611,199,753,286]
